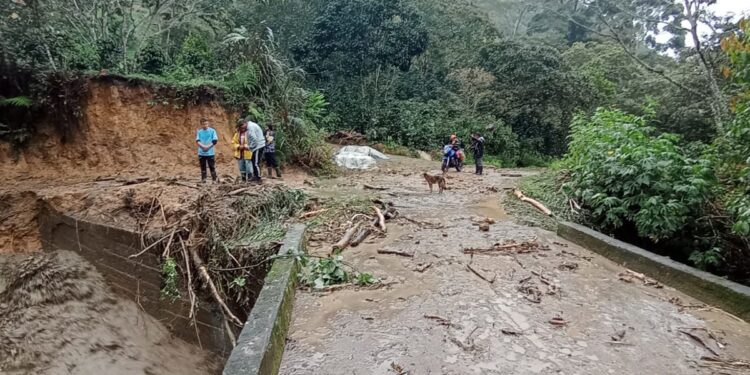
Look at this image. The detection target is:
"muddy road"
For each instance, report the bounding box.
[281,156,750,374]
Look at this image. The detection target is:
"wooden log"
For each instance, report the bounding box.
[377,249,414,257]
[299,208,328,219]
[363,184,388,191]
[188,245,242,326]
[332,223,360,252]
[350,227,372,247]
[373,206,387,232]
[514,189,552,216]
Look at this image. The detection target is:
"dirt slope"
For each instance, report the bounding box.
[0,79,244,253]
[1,79,237,181]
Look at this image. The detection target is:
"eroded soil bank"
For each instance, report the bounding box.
[280,156,750,375]
[0,250,220,375]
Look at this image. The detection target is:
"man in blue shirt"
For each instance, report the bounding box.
[196,117,218,183]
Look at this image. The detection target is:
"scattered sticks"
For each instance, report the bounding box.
[377,248,414,258]
[463,241,547,256]
[618,269,663,288]
[467,263,496,284]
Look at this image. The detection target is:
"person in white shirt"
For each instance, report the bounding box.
[244,117,266,183]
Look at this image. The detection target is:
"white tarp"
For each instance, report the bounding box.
[335,145,388,169]
[334,152,377,170]
[339,146,389,160]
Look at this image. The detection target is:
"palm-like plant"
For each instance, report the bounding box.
[0,96,33,107]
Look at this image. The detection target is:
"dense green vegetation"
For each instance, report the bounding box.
[1,1,748,279]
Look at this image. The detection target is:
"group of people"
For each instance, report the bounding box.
[445,133,485,175]
[195,116,282,184]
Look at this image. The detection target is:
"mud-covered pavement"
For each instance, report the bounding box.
[281,156,750,374]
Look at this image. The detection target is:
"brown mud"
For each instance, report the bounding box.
[281,155,750,375]
[0,250,220,375]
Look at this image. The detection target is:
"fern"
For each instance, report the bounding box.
[0,96,33,107]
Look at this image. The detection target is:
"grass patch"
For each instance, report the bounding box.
[382,142,418,158]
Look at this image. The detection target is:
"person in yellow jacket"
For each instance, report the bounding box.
[232,120,253,182]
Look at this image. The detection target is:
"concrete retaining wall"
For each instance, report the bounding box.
[38,203,231,353]
[223,224,305,375]
[558,221,750,321]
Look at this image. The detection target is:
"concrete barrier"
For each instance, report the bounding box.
[223,224,305,375]
[38,203,230,353]
[558,221,750,321]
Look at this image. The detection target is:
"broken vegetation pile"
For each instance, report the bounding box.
[129,184,306,344]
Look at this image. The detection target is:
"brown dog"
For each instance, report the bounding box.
[423,173,446,194]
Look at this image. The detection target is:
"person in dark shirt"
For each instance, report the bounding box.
[471,133,485,175]
[264,123,282,179]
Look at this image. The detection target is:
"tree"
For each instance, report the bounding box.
[293,0,429,78]
[549,0,731,133]
[478,39,593,155]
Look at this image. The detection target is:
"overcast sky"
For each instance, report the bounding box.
[712,0,750,18]
[654,0,750,48]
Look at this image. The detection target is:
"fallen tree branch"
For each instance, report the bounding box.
[373,206,386,232]
[223,317,237,348]
[299,209,328,219]
[128,232,174,259]
[188,245,243,326]
[350,227,372,247]
[514,189,552,216]
[467,263,496,284]
[363,184,388,191]
[227,187,253,196]
[679,329,720,357]
[122,177,150,186]
[332,223,360,252]
[377,249,414,257]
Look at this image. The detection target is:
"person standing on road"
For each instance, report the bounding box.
[196,117,218,183]
[232,120,253,182]
[471,133,485,175]
[264,122,282,179]
[244,116,266,183]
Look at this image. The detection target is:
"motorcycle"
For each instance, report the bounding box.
[441,144,463,173]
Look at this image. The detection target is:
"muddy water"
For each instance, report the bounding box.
[470,195,508,221]
[281,155,750,375]
[0,251,219,375]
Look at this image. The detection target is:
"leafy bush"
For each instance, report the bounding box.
[298,254,377,289]
[174,34,215,76]
[563,108,715,240]
[136,41,169,75]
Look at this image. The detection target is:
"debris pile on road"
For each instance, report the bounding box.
[326,130,367,145]
[330,199,399,253]
[618,269,663,288]
[462,240,549,256]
